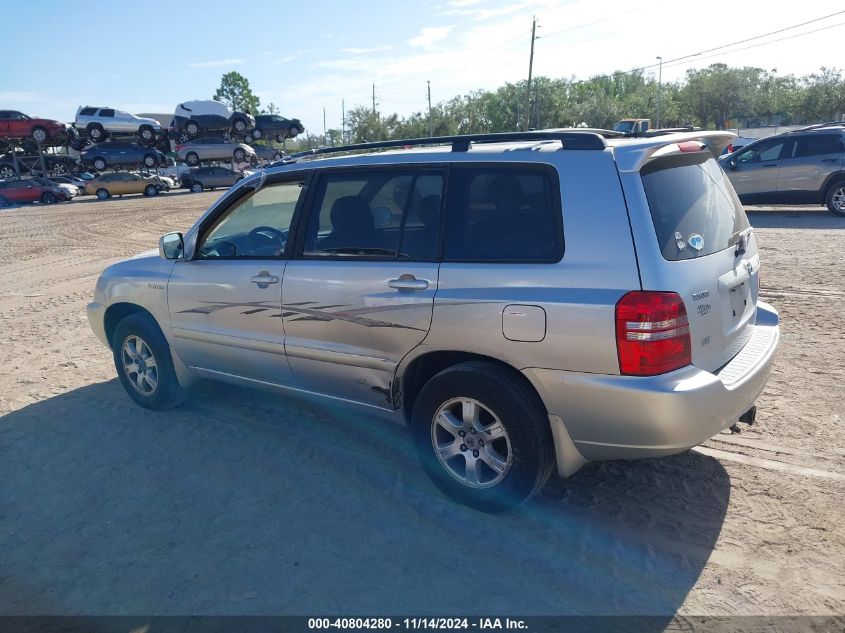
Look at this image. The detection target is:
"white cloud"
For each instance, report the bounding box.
[186,58,244,69]
[409,25,455,48]
[341,46,394,55]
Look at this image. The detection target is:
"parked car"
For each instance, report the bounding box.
[80,141,169,172]
[175,136,255,166]
[51,174,94,194]
[0,178,66,206]
[83,171,168,200]
[29,176,79,199]
[139,172,176,191]
[0,110,71,144]
[724,136,757,154]
[250,144,283,163]
[180,166,244,192]
[171,101,255,141]
[87,130,780,512]
[719,123,845,216]
[74,106,163,144]
[0,151,80,178]
[246,115,304,143]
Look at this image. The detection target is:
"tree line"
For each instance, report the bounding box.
[212,64,845,149]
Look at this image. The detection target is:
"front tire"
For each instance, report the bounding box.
[232,118,247,133]
[185,152,199,166]
[41,192,57,204]
[233,148,246,163]
[32,126,48,143]
[143,154,157,168]
[190,182,203,193]
[185,121,200,137]
[144,184,158,197]
[112,313,186,410]
[88,124,105,142]
[96,188,110,200]
[825,180,845,217]
[92,157,107,171]
[410,361,555,512]
[139,125,155,142]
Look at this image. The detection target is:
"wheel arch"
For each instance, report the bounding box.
[397,349,546,422]
[104,302,157,350]
[821,171,845,197]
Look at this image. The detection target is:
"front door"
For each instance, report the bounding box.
[282,167,445,407]
[168,175,307,385]
[729,137,791,198]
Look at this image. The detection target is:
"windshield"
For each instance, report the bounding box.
[614,121,635,133]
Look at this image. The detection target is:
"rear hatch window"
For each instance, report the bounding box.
[641,153,749,261]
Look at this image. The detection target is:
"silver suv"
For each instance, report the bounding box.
[719,123,845,216]
[87,131,780,511]
[74,106,163,144]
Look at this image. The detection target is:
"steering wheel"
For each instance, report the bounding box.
[248,226,286,256]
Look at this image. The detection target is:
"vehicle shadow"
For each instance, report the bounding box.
[0,379,730,622]
[746,207,844,229]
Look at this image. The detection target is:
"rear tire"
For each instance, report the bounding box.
[139,125,155,142]
[41,192,57,204]
[233,148,246,163]
[252,128,262,139]
[825,180,845,217]
[143,154,157,168]
[232,118,247,134]
[185,152,199,166]
[88,124,105,142]
[190,182,203,193]
[112,313,186,411]
[92,157,107,171]
[31,126,49,143]
[144,184,158,197]
[96,188,110,200]
[410,361,555,512]
[185,121,200,137]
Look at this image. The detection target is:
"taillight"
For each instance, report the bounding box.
[677,141,705,153]
[615,291,692,376]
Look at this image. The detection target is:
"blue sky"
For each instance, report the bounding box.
[2,0,844,134]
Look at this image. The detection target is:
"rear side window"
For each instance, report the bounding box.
[80,107,96,116]
[443,165,562,262]
[641,154,749,261]
[793,134,843,158]
[302,169,443,260]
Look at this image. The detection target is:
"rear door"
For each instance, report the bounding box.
[778,133,845,196]
[727,137,790,197]
[281,166,444,407]
[626,148,758,372]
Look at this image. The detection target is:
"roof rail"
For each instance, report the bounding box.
[790,121,845,132]
[279,131,607,164]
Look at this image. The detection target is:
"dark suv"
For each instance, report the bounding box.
[245,114,303,143]
[720,123,845,216]
[79,141,169,172]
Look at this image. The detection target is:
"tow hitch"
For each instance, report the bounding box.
[730,406,758,434]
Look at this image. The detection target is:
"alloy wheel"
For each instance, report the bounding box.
[431,397,512,489]
[121,335,158,395]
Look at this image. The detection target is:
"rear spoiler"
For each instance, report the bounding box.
[611,131,736,173]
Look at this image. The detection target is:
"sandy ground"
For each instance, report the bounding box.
[0,192,843,617]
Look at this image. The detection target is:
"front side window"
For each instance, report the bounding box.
[302,169,443,260]
[736,139,787,163]
[443,166,563,262]
[197,179,305,259]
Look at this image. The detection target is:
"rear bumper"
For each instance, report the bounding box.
[525,301,780,468]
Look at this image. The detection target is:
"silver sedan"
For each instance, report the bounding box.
[175,136,256,166]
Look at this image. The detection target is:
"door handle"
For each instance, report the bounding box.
[250,271,279,288]
[388,274,429,291]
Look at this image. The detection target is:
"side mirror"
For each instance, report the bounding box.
[728,159,737,170]
[159,232,184,260]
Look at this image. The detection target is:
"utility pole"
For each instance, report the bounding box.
[323,107,328,145]
[427,80,433,137]
[372,83,377,115]
[656,55,663,129]
[342,99,346,144]
[525,16,537,131]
